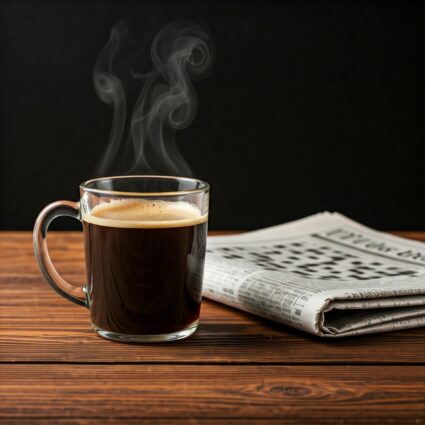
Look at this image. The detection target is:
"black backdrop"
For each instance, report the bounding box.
[1,0,424,230]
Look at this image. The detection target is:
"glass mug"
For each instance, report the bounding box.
[33,176,209,342]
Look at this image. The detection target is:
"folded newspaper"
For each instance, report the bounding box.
[204,212,425,337]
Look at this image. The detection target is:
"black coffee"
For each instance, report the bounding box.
[82,200,207,335]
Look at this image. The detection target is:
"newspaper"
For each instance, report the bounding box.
[204,212,425,337]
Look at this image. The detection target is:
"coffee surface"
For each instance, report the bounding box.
[83,200,207,335]
[83,199,207,228]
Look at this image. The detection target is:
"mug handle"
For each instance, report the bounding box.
[33,201,86,307]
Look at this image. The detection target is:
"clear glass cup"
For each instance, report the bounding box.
[33,176,209,342]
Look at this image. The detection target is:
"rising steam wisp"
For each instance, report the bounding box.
[93,21,213,177]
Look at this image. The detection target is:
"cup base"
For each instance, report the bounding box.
[92,320,199,343]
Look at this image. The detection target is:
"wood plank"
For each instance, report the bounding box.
[1,286,425,364]
[0,419,417,425]
[1,365,424,420]
[1,231,425,364]
[1,230,423,277]
[391,231,425,242]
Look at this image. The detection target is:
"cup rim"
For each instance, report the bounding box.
[80,175,210,197]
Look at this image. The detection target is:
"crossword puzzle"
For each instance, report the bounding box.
[207,238,420,281]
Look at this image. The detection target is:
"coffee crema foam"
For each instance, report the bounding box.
[82,199,207,229]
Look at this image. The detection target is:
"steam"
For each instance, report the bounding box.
[93,21,213,177]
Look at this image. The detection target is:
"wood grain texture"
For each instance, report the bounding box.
[1,232,425,364]
[1,365,424,420]
[1,231,425,424]
[2,286,425,364]
[1,421,418,425]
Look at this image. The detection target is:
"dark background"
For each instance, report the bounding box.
[1,0,424,230]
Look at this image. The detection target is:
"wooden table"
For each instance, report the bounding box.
[1,231,424,424]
